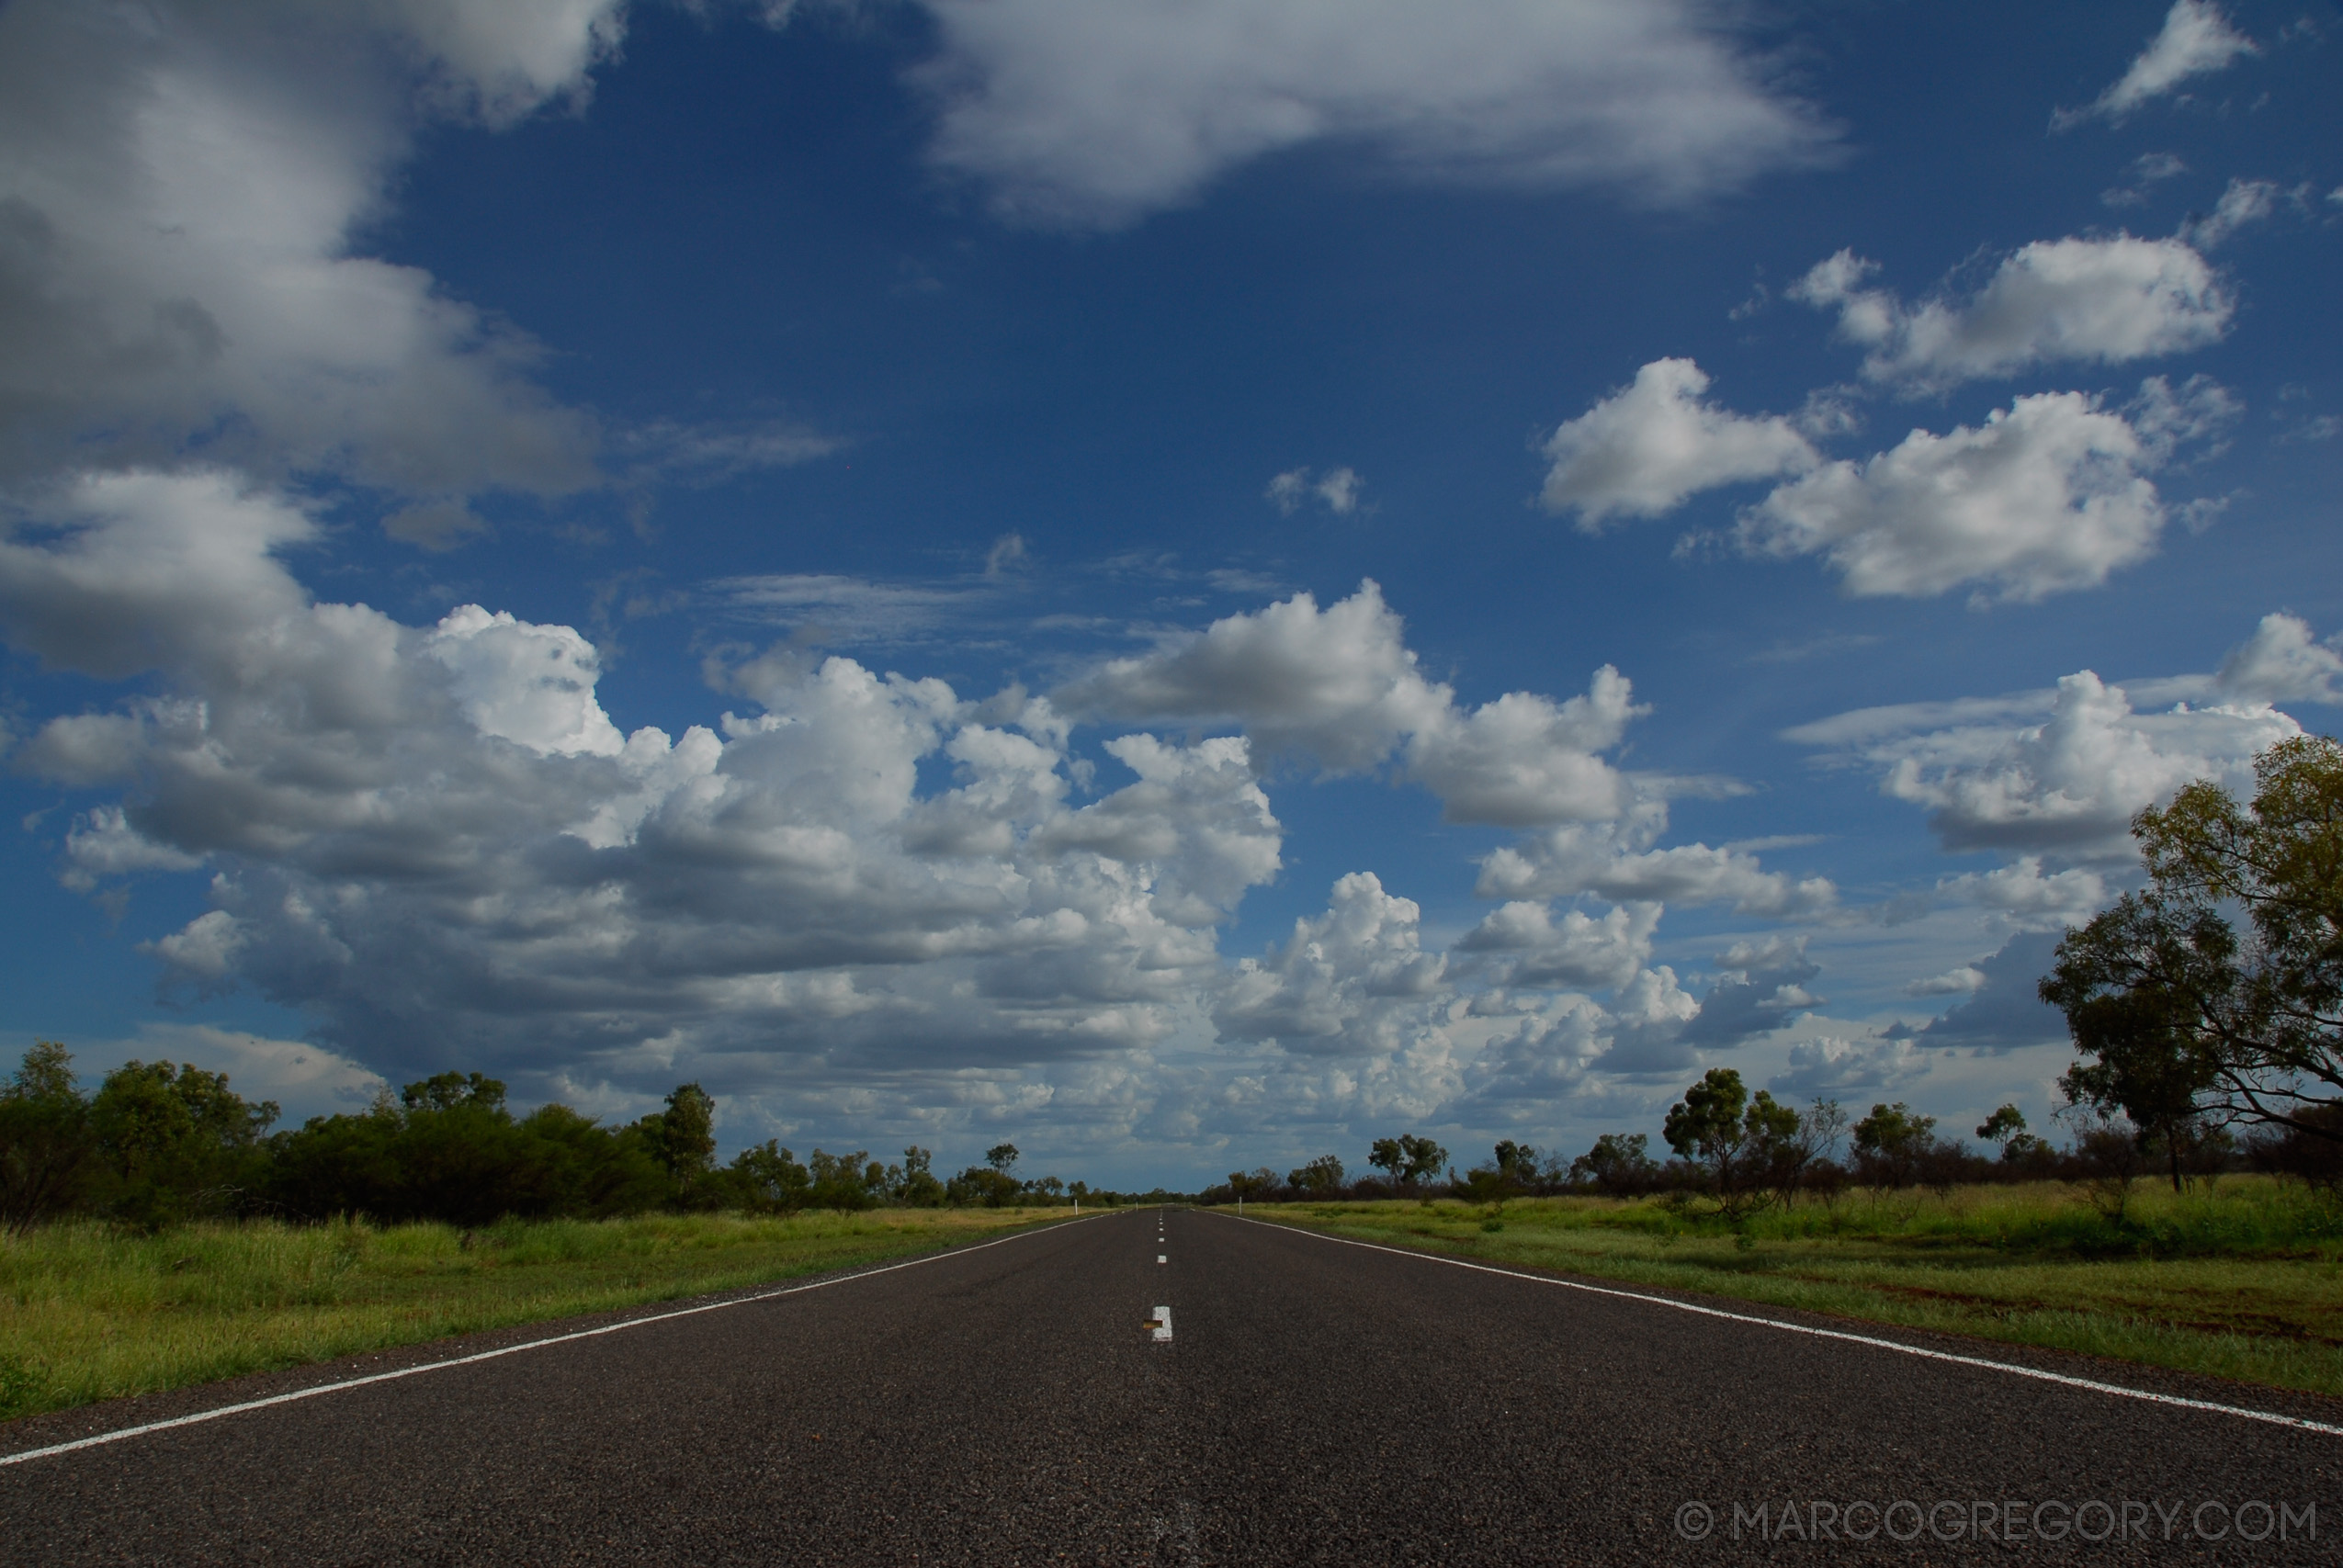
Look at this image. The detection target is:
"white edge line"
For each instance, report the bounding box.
[1,1212,1115,1468]
[1218,1211,2343,1439]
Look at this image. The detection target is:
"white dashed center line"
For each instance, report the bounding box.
[1151,1305,1173,1342]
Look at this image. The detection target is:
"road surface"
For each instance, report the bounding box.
[4,1207,2337,1562]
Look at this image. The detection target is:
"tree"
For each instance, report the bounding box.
[2043,735,2343,1156]
[0,1042,92,1233]
[1976,1104,2026,1145]
[635,1083,718,1200]
[1492,1141,1538,1186]
[89,1059,277,1228]
[727,1141,811,1211]
[947,1163,1024,1207]
[1226,1167,1279,1201]
[1851,1102,1937,1191]
[1662,1069,1803,1219]
[893,1145,945,1206]
[985,1143,1020,1175]
[1368,1134,1447,1189]
[402,1072,505,1113]
[1975,1103,2052,1167]
[1568,1133,1658,1196]
[1288,1154,1346,1195]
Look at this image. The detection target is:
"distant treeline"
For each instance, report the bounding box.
[1201,1066,2343,1215]
[0,1043,1168,1233]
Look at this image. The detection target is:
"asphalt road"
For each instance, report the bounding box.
[4,1207,2339,1564]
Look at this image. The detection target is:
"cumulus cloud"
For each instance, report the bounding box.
[1538,359,1817,525]
[1770,1033,1930,1098]
[907,0,1834,228]
[1790,237,2231,390]
[1790,638,2309,859]
[1739,390,2174,602]
[1905,966,1986,998]
[1936,856,2111,929]
[1057,581,1640,825]
[1213,873,1449,1055]
[1871,672,2296,857]
[1477,803,1836,919]
[7,478,1761,1146]
[3,472,1309,1117]
[2056,1,2258,129]
[1455,900,1659,992]
[0,0,613,492]
[2213,613,2343,705]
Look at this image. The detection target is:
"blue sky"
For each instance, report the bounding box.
[2,0,2337,1186]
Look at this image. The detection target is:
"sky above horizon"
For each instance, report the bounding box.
[2,0,2337,1187]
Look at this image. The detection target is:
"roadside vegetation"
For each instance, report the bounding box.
[0,1046,1184,1425]
[0,1206,1071,1423]
[1217,738,2343,1399]
[1243,1179,2343,1399]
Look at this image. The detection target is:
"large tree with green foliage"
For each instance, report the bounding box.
[2043,735,2343,1174]
[1367,1134,1447,1188]
[0,1042,91,1233]
[90,1059,278,1228]
[1662,1068,1804,1218]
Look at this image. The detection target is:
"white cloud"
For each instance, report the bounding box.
[2214,613,2343,705]
[1405,672,1642,828]
[2057,1,2258,128]
[0,468,315,680]
[1455,900,1659,992]
[1790,237,2231,390]
[1905,966,1986,998]
[2179,176,2284,249]
[62,1022,387,1123]
[1739,390,2170,602]
[1769,1034,1930,1098]
[1213,872,1449,1055]
[1058,581,1640,825]
[907,0,1834,229]
[1266,466,1365,515]
[62,804,205,891]
[1799,665,2302,858]
[1936,856,2111,929]
[1538,359,1817,525]
[425,605,628,759]
[1055,581,1447,769]
[1477,804,1835,918]
[4,472,1307,1118]
[0,1,614,491]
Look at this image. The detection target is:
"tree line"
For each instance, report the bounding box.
[0,1049,1138,1233]
[1204,1073,2308,1216]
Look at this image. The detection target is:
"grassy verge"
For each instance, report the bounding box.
[1246,1177,2343,1401]
[0,1206,1076,1422]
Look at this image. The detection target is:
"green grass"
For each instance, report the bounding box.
[1249,1177,2343,1401]
[0,1206,1075,1422]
